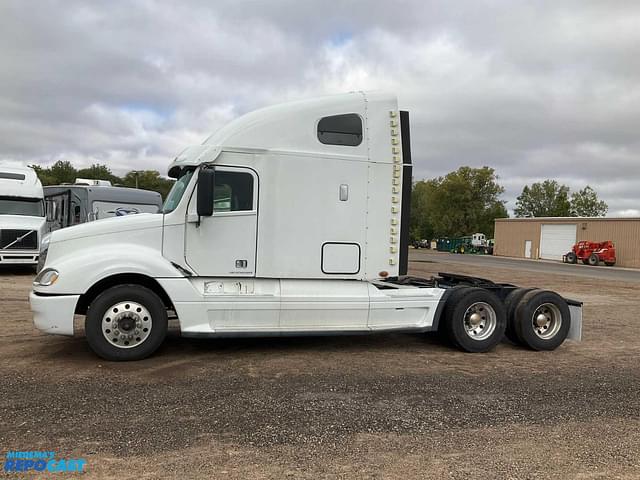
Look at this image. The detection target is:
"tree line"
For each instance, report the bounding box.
[29,161,607,237]
[411,167,607,241]
[30,160,175,199]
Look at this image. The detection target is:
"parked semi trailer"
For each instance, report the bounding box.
[0,165,46,267]
[29,92,582,361]
[44,182,162,232]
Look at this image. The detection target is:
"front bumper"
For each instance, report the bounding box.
[29,291,79,336]
[0,250,38,265]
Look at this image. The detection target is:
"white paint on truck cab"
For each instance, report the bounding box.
[29,92,581,360]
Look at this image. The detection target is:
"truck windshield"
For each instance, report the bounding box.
[162,168,195,213]
[0,196,45,217]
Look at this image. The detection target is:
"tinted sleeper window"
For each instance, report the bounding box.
[317,114,362,146]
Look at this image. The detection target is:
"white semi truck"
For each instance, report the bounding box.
[30,92,582,361]
[0,165,46,268]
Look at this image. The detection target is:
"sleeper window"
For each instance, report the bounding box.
[317,114,363,146]
[214,171,254,212]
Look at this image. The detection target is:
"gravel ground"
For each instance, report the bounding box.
[1,255,639,479]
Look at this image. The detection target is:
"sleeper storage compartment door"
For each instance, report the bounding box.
[540,224,576,261]
[321,242,361,274]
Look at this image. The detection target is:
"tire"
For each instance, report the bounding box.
[504,287,538,344]
[588,254,599,266]
[513,290,570,351]
[605,261,616,267]
[566,252,577,264]
[85,284,168,361]
[437,286,473,343]
[443,287,506,353]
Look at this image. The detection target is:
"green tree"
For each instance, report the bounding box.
[76,163,121,185]
[570,186,607,217]
[122,170,175,200]
[410,166,508,238]
[514,180,571,217]
[30,160,77,185]
[410,179,437,241]
[30,161,174,200]
[48,160,77,184]
[29,164,57,186]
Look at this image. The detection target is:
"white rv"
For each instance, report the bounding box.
[0,165,45,267]
[30,93,582,360]
[44,183,162,232]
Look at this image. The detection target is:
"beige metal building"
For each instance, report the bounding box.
[494,217,640,268]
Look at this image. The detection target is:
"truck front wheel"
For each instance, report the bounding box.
[444,288,506,353]
[85,285,168,361]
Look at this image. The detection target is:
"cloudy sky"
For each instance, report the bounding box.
[1,0,639,214]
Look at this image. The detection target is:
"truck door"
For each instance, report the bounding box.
[45,191,70,232]
[185,165,258,277]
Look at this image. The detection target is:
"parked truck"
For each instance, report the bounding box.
[44,181,162,232]
[30,92,582,361]
[0,165,46,268]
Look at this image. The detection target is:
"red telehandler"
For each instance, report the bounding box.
[564,240,616,266]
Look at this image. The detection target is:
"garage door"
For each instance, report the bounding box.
[540,224,576,261]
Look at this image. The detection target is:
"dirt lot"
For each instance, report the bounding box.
[1,256,639,479]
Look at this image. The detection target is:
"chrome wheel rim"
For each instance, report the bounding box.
[531,303,562,339]
[101,301,152,349]
[463,302,496,341]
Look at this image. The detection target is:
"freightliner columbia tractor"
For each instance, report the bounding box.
[30,92,582,361]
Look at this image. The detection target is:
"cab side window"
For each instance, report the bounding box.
[214,171,254,212]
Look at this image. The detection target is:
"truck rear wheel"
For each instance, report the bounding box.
[444,287,506,353]
[85,284,168,361]
[437,286,471,341]
[504,287,537,344]
[514,290,570,351]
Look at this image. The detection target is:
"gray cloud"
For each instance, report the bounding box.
[1,0,639,215]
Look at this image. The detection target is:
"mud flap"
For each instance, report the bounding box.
[567,303,583,342]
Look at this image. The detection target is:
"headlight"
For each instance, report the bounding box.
[37,234,51,273]
[34,268,59,287]
[40,234,51,249]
